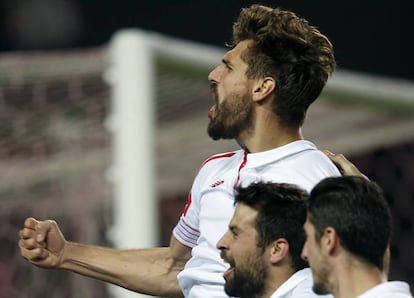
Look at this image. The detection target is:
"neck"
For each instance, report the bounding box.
[259,266,296,298]
[332,258,385,298]
[239,111,303,153]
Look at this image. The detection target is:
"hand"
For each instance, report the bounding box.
[323,150,369,180]
[19,217,67,268]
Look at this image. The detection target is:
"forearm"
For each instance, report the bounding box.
[61,242,184,297]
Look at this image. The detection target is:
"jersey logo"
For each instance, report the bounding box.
[210,179,224,188]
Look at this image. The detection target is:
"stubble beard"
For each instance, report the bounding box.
[312,261,332,295]
[207,91,254,141]
[224,254,267,298]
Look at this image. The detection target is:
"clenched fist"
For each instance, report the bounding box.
[19,217,67,268]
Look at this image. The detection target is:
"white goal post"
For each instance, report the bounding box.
[105,30,157,298]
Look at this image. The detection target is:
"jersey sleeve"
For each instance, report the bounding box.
[172,151,238,248]
[173,191,200,248]
[172,161,205,248]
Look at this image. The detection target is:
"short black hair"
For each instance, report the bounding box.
[307,176,392,269]
[235,181,309,271]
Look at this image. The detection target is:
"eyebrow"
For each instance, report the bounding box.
[222,59,233,68]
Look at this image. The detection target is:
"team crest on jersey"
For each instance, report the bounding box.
[210,179,224,188]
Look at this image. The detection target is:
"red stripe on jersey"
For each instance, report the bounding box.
[234,151,248,187]
[201,152,236,167]
[182,152,237,216]
[183,193,192,216]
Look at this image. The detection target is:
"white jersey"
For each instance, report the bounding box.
[270,268,332,298]
[356,281,413,298]
[173,140,340,298]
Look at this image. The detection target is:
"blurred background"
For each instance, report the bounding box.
[1,0,414,80]
[0,1,413,297]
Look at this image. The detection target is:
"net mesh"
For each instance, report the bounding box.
[0,47,113,297]
[0,42,216,297]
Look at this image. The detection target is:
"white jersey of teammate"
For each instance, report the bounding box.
[356,281,413,298]
[270,268,332,298]
[173,140,340,298]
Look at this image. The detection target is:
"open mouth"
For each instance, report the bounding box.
[209,84,218,119]
[208,104,216,119]
[223,266,234,280]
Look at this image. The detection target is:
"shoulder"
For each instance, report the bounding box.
[288,270,333,298]
[271,268,332,298]
[357,281,413,298]
[199,150,244,168]
[281,146,340,176]
[190,149,244,190]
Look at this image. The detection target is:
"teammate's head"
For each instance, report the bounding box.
[302,176,392,294]
[217,181,308,298]
[231,4,335,128]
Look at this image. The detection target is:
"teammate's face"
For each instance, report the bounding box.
[207,40,255,140]
[217,203,268,298]
[302,217,332,295]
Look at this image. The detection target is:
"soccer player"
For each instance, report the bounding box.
[217,181,331,298]
[302,176,413,298]
[19,4,339,297]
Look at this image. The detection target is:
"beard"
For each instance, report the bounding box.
[224,255,267,298]
[207,91,255,141]
[312,260,331,295]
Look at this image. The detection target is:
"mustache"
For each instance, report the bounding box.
[221,251,231,264]
[210,83,217,93]
[210,83,218,103]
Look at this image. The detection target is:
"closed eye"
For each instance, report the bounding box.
[229,226,239,238]
[222,59,233,71]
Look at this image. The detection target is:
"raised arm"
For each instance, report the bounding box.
[19,217,190,297]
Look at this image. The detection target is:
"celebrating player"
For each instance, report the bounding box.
[19,4,339,297]
[217,181,332,298]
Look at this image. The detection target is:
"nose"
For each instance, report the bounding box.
[301,241,308,261]
[208,65,221,83]
[216,232,229,250]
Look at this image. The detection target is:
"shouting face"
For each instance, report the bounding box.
[216,203,268,298]
[207,40,256,141]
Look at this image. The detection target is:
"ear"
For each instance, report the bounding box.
[322,227,339,255]
[252,77,276,102]
[269,238,289,265]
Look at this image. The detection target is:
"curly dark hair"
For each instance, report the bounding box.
[231,5,336,128]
